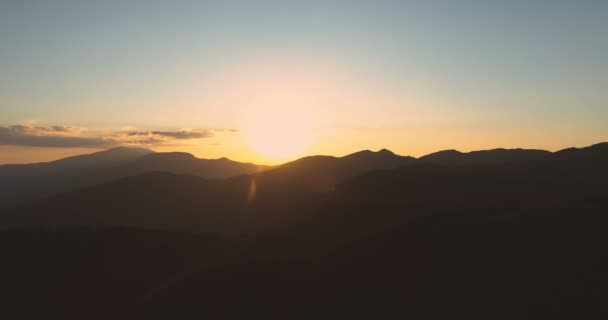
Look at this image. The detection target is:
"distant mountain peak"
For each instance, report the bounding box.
[104,146,154,154]
[51,146,154,165]
[420,147,552,165]
[438,149,462,154]
[378,148,395,155]
[350,149,373,155]
[421,149,462,158]
[344,148,399,159]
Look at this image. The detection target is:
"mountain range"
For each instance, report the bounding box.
[0,147,269,206]
[0,144,573,207]
[2,142,607,233]
[1,142,608,319]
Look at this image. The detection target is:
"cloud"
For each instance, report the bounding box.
[0,125,112,148]
[212,128,239,133]
[9,125,81,135]
[0,125,235,148]
[127,130,214,140]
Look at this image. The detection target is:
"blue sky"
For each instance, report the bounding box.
[1,1,607,163]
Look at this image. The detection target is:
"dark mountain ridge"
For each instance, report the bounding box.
[4,142,607,233]
[2,143,596,206]
[0,147,154,176]
[0,147,269,205]
[419,147,552,166]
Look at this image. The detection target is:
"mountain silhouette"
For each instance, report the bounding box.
[258,148,416,192]
[0,147,153,175]
[2,145,583,207]
[2,142,608,319]
[4,143,608,234]
[0,148,417,232]
[419,147,551,165]
[113,151,268,179]
[0,147,268,206]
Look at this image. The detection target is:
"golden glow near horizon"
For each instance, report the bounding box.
[2,57,606,166]
[3,3,608,165]
[204,57,358,163]
[244,106,313,161]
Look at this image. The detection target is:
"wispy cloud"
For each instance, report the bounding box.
[212,128,239,133]
[0,125,110,148]
[0,125,238,148]
[127,130,214,140]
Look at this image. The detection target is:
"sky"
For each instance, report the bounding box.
[1,0,607,164]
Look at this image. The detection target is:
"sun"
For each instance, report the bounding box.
[244,107,313,161]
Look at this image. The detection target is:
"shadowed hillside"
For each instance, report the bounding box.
[1,143,608,319]
[4,143,607,233]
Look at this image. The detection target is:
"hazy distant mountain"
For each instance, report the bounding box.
[4,143,607,234]
[0,147,153,205]
[3,145,591,207]
[110,152,268,179]
[0,147,268,205]
[0,149,417,232]
[0,147,153,177]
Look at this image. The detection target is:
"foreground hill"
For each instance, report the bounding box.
[0,147,268,205]
[0,158,608,320]
[2,223,603,319]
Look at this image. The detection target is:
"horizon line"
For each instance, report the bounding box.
[2,141,606,166]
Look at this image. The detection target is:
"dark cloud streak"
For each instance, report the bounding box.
[127,130,214,139]
[0,125,237,148]
[0,125,112,148]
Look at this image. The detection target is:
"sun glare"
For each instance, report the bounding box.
[245,107,313,161]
